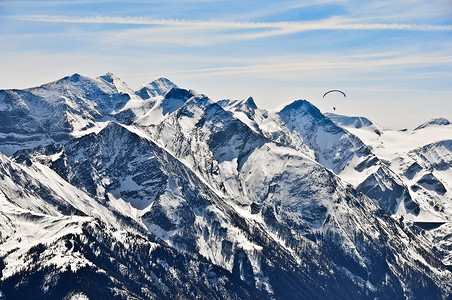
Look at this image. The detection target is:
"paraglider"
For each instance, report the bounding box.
[323,90,346,110]
[323,89,346,98]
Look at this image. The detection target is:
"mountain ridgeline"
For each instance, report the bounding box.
[0,73,451,299]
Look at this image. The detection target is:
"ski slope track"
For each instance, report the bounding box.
[0,73,451,299]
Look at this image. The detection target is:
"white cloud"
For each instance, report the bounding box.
[341,0,452,23]
[12,14,452,33]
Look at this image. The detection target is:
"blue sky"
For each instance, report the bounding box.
[1,0,452,129]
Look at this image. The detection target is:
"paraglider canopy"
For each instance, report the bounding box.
[323,90,346,98]
[323,90,346,111]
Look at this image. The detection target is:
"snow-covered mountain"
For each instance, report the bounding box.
[218,99,417,216]
[0,73,177,156]
[414,118,451,131]
[1,73,451,299]
[328,114,452,266]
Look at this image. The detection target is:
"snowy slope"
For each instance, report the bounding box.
[0,151,143,287]
[0,151,273,299]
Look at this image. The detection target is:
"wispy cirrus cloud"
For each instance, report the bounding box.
[12,14,452,32]
[167,53,452,77]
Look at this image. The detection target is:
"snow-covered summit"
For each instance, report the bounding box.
[0,73,138,153]
[217,96,258,111]
[96,72,138,96]
[131,87,198,126]
[414,117,451,131]
[135,77,177,99]
[97,72,117,84]
[279,99,326,121]
[27,72,134,112]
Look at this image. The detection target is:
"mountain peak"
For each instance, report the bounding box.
[281,99,311,109]
[414,117,451,131]
[131,87,197,126]
[136,77,178,99]
[39,73,99,90]
[279,99,325,120]
[153,77,176,86]
[216,96,258,112]
[97,72,119,84]
[241,96,257,109]
[56,73,88,84]
[68,73,81,81]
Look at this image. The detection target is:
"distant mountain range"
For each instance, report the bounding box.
[0,73,451,299]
